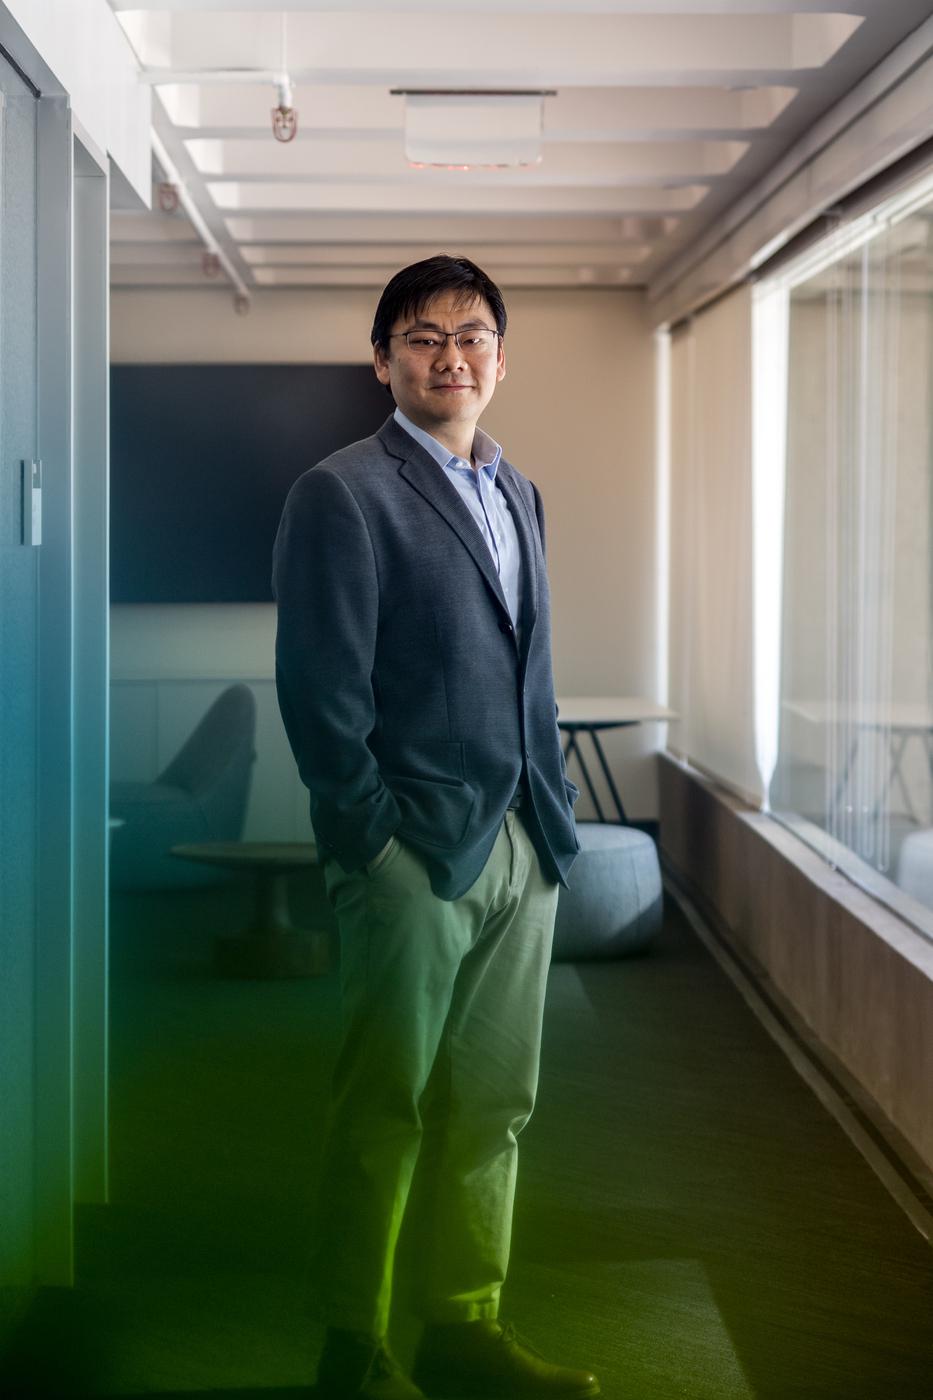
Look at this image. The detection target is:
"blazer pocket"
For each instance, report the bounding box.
[382,741,474,849]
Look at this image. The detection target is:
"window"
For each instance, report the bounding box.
[765,174,933,936]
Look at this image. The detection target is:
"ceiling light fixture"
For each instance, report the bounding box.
[142,67,300,144]
[141,11,298,145]
[272,71,297,143]
[157,181,180,213]
[391,90,555,169]
[272,12,297,143]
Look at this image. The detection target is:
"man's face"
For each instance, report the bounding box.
[373,289,506,431]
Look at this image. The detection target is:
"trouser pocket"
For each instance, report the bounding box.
[366,835,398,875]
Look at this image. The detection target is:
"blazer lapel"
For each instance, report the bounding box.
[378,418,510,615]
[495,461,540,642]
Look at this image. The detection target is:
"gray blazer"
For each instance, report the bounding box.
[273,414,578,900]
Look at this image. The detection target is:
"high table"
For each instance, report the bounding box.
[784,699,933,825]
[555,697,677,824]
[171,841,329,979]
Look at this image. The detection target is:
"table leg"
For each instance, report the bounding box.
[888,731,921,825]
[832,731,862,827]
[562,726,607,822]
[925,734,933,820]
[214,868,329,979]
[588,728,629,825]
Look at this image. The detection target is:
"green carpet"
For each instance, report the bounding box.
[54,875,933,1396]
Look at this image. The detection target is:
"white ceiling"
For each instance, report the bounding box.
[109,1,933,299]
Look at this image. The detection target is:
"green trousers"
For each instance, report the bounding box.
[316,812,559,1337]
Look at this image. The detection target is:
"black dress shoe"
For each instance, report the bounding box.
[412,1320,600,1399]
[317,1327,427,1400]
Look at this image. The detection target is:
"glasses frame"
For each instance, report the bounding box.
[386,327,502,356]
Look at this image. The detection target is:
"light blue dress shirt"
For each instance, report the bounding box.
[394,407,524,639]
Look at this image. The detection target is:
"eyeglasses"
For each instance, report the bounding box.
[387,328,501,358]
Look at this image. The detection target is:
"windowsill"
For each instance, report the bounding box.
[770,810,933,950]
[660,751,933,955]
[659,750,933,1183]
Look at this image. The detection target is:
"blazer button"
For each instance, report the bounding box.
[499,622,513,634]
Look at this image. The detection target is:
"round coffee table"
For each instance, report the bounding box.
[171,841,329,979]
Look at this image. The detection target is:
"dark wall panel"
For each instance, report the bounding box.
[110,363,391,603]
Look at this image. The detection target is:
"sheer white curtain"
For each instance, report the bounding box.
[823,236,901,867]
[668,284,761,804]
[772,190,933,893]
[668,174,933,910]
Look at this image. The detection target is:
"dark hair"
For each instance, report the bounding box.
[371,254,507,351]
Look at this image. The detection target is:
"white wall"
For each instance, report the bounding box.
[111,283,660,831]
[1,0,150,201]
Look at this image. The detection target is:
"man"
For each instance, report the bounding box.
[273,256,596,1400]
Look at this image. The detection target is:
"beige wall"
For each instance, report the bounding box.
[111,284,661,820]
[110,287,380,365]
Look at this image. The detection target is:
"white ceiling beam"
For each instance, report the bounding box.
[237,241,653,266]
[248,263,637,287]
[110,1,924,295]
[157,81,403,129]
[110,211,201,241]
[185,137,748,181]
[544,85,798,132]
[151,94,258,297]
[111,241,209,265]
[121,12,864,80]
[650,7,933,313]
[207,181,708,212]
[223,213,680,243]
[154,81,799,135]
[109,1,873,14]
[151,124,251,298]
[111,265,247,285]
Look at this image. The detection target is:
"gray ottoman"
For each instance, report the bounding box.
[551,824,662,961]
[896,827,933,909]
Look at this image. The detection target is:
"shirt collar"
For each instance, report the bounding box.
[394,407,502,479]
